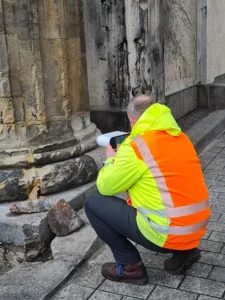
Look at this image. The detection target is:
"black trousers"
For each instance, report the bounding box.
[84,190,173,265]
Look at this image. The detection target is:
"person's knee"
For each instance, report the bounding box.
[84,189,101,215]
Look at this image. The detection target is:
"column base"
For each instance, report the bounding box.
[0,119,101,202]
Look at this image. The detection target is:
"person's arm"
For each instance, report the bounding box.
[97,143,146,196]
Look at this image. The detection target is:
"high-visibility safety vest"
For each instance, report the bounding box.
[129,131,210,250]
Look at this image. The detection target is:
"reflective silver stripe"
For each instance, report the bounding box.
[166,200,209,218]
[140,213,169,234]
[137,206,167,218]
[137,200,209,219]
[139,212,209,235]
[133,136,174,208]
[168,218,209,235]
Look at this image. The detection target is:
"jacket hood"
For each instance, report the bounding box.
[130,103,181,138]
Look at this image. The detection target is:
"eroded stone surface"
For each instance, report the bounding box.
[0,155,98,202]
[48,200,83,237]
[9,199,51,214]
[0,202,53,257]
[0,0,99,203]
[0,182,96,260]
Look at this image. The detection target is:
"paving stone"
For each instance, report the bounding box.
[147,268,184,288]
[207,221,225,232]
[89,245,114,265]
[74,263,104,289]
[0,261,74,300]
[208,159,225,167]
[99,280,154,299]
[202,231,211,240]
[180,276,225,298]
[209,186,225,193]
[198,296,221,300]
[217,152,225,158]
[53,284,94,300]
[209,266,225,282]
[203,174,218,181]
[51,224,103,263]
[186,263,212,278]
[207,165,225,172]
[147,286,197,300]
[89,290,122,300]
[199,251,225,267]
[208,231,225,243]
[221,245,225,254]
[208,191,220,199]
[205,179,225,187]
[204,144,225,154]
[217,175,225,181]
[209,196,225,206]
[122,298,144,300]
[209,213,221,222]
[216,179,225,185]
[204,171,218,180]
[199,239,223,252]
[216,193,225,201]
[206,166,225,173]
[141,253,165,269]
[218,214,225,223]
[204,170,225,176]
[211,205,225,214]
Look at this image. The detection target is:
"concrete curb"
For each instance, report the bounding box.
[186,109,225,154]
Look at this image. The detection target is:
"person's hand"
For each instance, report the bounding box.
[106,144,120,158]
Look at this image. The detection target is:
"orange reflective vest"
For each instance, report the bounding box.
[129,131,210,250]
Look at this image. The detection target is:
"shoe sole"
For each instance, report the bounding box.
[165,252,201,275]
[102,274,148,285]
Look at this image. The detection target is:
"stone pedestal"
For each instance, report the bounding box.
[0,0,99,201]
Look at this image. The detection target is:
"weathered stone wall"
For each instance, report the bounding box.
[164,0,197,96]
[84,0,164,132]
[84,0,164,112]
[84,0,198,130]
[207,0,225,83]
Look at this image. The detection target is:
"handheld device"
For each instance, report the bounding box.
[96,131,130,149]
[109,133,130,150]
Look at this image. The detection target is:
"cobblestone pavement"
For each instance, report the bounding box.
[53,132,225,300]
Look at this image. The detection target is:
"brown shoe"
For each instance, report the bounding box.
[164,248,201,274]
[101,261,148,285]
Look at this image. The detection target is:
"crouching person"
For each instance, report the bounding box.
[84,93,210,285]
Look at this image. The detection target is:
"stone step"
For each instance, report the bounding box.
[51,224,103,264]
[177,107,215,132]
[186,109,225,153]
[0,260,74,300]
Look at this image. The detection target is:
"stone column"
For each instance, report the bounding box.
[0,0,99,201]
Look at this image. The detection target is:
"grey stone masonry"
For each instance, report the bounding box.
[52,132,225,300]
